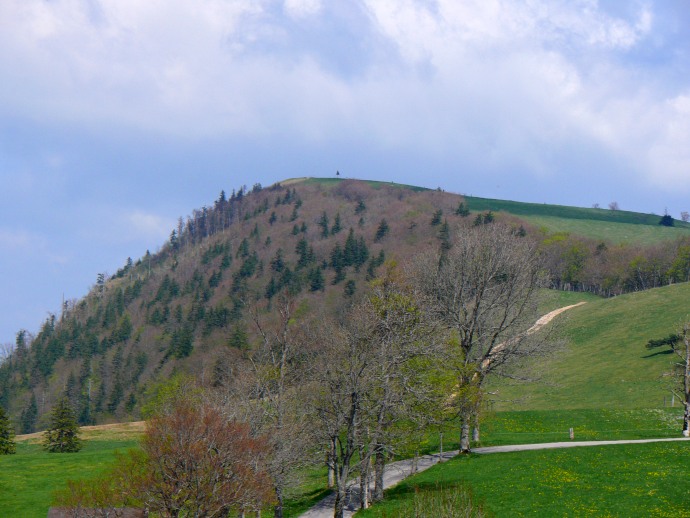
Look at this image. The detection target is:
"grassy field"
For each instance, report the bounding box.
[0,438,139,517]
[357,441,690,517]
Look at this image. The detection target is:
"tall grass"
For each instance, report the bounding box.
[378,484,488,518]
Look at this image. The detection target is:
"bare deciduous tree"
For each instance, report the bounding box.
[412,223,550,453]
[608,201,620,211]
[310,266,441,516]
[234,293,316,518]
[681,211,689,223]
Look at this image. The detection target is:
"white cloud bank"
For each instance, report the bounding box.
[0,0,688,189]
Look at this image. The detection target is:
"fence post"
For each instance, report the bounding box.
[569,427,574,440]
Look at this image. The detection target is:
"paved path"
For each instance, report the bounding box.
[473,437,690,454]
[299,437,690,517]
[299,450,457,518]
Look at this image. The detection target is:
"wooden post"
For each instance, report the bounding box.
[439,431,443,463]
[569,427,574,440]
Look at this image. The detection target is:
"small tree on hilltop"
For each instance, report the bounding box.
[43,397,82,453]
[659,214,674,227]
[0,406,16,455]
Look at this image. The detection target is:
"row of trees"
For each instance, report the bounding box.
[541,233,690,296]
[49,222,550,518]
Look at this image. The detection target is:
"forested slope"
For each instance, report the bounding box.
[1,177,689,431]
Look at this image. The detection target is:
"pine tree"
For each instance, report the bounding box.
[43,397,82,453]
[0,406,16,455]
[438,219,451,255]
[228,324,249,349]
[331,212,342,235]
[374,219,389,242]
[318,212,330,238]
[343,228,357,267]
[455,202,470,217]
[20,394,37,434]
[431,209,443,226]
[309,267,325,292]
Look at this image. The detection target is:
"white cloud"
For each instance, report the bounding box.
[284,0,321,19]
[0,0,687,192]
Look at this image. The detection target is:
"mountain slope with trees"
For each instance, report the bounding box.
[2,177,690,432]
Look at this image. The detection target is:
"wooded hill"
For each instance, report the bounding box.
[2,177,690,431]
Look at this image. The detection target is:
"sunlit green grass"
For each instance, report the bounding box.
[492,282,690,411]
[357,441,690,517]
[0,439,139,517]
[478,408,684,446]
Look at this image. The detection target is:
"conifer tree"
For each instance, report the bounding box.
[455,202,470,217]
[309,267,325,292]
[20,393,37,434]
[374,219,389,242]
[318,212,330,238]
[229,324,249,350]
[331,213,342,234]
[43,397,82,453]
[0,406,16,455]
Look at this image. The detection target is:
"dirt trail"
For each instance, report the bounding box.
[528,301,587,333]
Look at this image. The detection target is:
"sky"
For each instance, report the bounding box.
[1,0,689,346]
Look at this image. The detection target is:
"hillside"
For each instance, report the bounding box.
[491,282,690,410]
[2,177,690,431]
[464,195,690,245]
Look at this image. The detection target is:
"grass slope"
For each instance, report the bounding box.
[492,282,690,411]
[464,195,690,245]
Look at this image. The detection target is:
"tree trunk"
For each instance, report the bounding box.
[328,438,336,488]
[360,469,369,510]
[359,447,370,510]
[334,484,346,518]
[682,340,690,434]
[472,415,480,442]
[373,448,385,501]
[460,415,471,453]
[274,485,284,518]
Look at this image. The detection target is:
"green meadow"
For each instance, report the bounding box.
[0,438,139,517]
[491,282,690,411]
[357,441,690,517]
